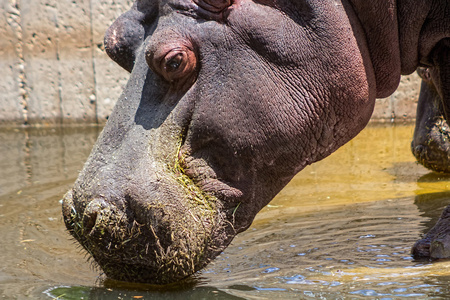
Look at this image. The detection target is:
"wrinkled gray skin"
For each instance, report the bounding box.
[62,0,450,284]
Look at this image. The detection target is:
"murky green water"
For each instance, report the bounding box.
[1,124,450,299]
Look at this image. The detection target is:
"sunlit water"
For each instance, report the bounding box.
[2,124,450,299]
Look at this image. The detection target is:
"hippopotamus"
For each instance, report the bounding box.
[62,0,450,284]
[412,67,450,173]
[411,68,450,258]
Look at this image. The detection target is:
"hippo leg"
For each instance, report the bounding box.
[413,205,450,259]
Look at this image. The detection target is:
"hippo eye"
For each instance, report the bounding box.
[165,52,184,72]
[148,44,198,86]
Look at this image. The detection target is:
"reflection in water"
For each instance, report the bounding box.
[2,124,450,299]
[203,197,446,298]
[0,126,102,298]
[415,192,450,233]
[45,285,245,300]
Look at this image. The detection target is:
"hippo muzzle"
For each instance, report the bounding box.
[62,179,232,284]
[61,70,238,283]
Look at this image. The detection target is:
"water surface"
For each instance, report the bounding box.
[1,124,450,299]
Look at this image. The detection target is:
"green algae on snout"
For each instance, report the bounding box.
[153,140,233,280]
[62,135,231,284]
[167,140,218,212]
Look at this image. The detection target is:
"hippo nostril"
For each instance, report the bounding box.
[411,237,431,259]
[413,144,431,161]
[82,198,108,234]
[414,144,426,156]
[83,209,98,234]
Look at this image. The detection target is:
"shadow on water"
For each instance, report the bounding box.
[418,172,450,183]
[415,191,450,233]
[3,124,450,299]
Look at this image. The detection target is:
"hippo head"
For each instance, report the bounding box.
[62,0,376,284]
[411,67,450,173]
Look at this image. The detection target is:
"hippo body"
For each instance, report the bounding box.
[62,0,450,284]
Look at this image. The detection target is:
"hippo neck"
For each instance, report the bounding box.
[346,0,401,98]
[348,0,443,98]
[396,0,447,74]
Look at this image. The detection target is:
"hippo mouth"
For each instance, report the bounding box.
[411,116,450,173]
[62,143,239,284]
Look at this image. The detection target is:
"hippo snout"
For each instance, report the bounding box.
[62,174,235,284]
[411,116,450,173]
[411,140,450,174]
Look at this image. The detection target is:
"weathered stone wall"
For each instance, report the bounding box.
[0,0,133,126]
[373,72,421,123]
[0,0,421,126]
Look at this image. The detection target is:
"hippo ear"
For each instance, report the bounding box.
[104,2,158,72]
[429,40,450,124]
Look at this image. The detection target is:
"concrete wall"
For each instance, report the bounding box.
[0,0,421,126]
[0,0,132,126]
[373,72,421,123]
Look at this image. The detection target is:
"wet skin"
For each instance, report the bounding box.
[412,67,450,174]
[62,0,450,283]
[411,68,450,258]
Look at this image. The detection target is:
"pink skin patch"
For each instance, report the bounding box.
[193,0,231,12]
